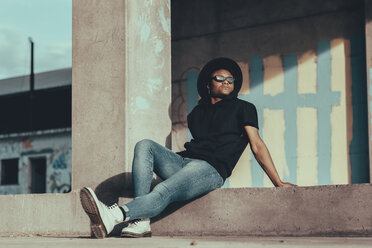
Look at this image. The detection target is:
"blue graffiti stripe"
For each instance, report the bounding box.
[246,55,264,187]
[317,40,332,185]
[283,54,298,184]
[350,35,369,183]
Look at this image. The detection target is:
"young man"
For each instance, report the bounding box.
[80,57,295,239]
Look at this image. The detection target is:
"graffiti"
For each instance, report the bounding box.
[52,152,67,169]
[49,171,71,193]
[0,134,71,195]
[21,139,33,149]
[0,142,20,157]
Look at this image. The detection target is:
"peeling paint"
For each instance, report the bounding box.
[136,96,150,110]
[139,15,150,43]
[154,39,164,56]
[154,57,165,69]
[158,6,170,35]
[147,78,163,93]
[145,0,154,7]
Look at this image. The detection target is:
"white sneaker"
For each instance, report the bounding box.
[80,187,124,238]
[121,218,152,238]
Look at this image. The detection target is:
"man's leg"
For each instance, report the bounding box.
[131,139,185,198]
[121,139,187,237]
[80,139,185,238]
[122,159,224,221]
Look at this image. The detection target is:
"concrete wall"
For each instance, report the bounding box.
[171,0,369,187]
[0,130,71,194]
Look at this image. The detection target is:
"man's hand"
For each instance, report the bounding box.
[277,182,297,187]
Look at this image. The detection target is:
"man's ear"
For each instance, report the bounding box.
[206,82,211,89]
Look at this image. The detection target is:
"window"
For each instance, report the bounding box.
[1,158,19,185]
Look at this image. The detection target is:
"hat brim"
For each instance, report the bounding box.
[197,57,242,99]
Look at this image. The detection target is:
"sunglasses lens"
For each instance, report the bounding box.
[215,75,225,82]
[226,77,234,84]
[213,75,235,84]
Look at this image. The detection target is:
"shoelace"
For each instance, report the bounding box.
[108,203,118,210]
[129,219,142,225]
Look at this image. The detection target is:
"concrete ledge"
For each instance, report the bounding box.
[1,184,372,236]
[0,191,90,237]
[150,184,372,236]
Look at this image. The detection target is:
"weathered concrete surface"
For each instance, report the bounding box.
[72,0,127,190]
[150,184,372,236]
[1,236,372,248]
[0,191,88,236]
[2,184,372,237]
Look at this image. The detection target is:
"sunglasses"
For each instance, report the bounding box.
[211,75,235,84]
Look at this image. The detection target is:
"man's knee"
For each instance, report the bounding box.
[134,139,155,153]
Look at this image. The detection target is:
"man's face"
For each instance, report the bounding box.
[207,69,235,97]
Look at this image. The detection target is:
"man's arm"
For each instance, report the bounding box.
[244,125,296,187]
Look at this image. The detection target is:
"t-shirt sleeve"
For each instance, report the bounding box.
[241,102,259,129]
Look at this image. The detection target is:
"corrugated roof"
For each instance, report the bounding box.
[0,68,71,96]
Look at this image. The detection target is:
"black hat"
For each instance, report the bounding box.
[197,57,243,99]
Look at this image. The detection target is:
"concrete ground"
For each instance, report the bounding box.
[1,236,372,248]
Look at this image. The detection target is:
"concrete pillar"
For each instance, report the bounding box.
[365,0,372,183]
[72,0,171,190]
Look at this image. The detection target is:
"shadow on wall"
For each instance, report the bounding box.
[93,172,198,236]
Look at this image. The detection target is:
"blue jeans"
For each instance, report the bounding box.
[121,139,224,221]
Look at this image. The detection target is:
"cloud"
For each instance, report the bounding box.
[0,26,29,79]
[36,42,72,73]
[0,25,72,80]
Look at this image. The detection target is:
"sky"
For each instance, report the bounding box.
[0,0,72,80]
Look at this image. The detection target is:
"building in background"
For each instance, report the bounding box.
[0,68,71,194]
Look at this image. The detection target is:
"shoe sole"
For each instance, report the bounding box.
[121,231,152,238]
[80,187,107,239]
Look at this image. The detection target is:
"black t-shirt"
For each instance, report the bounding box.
[177,97,259,180]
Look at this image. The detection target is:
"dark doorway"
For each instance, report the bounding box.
[30,157,47,193]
